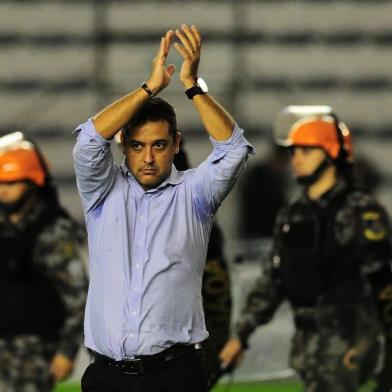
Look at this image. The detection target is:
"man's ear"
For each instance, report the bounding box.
[174,132,182,154]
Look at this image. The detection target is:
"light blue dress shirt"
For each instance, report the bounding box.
[73,119,253,359]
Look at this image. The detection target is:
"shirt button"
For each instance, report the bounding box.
[129,333,134,338]
[134,287,138,292]
[135,264,140,269]
[140,215,145,221]
[132,311,137,316]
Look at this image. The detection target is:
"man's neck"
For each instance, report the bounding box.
[306,166,337,201]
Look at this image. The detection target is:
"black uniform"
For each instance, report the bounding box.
[202,223,232,389]
[236,180,392,392]
[0,198,88,392]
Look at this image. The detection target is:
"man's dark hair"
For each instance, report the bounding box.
[123,97,177,142]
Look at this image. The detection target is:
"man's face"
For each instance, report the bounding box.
[122,120,181,190]
[291,146,327,178]
[0,181,29,206]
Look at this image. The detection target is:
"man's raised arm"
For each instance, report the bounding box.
[93,30,176,140]
[174,24,235,141]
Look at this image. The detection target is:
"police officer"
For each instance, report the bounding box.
[220,107,392,392]
[0,132,88,392]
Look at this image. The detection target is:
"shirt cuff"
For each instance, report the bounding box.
[208,123,255,163]
[73,118,112,147]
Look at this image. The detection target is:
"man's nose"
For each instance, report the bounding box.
[143,148,154,164]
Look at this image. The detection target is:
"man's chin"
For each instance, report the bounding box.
[137,176,163,191]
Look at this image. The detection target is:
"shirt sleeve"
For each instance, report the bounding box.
[35,217,88,360]
[234,260,285,347]
[339,193,392,388]
[72,118,116,214]
[191,124,255,217]
[356,204,392,390]
[335,193,392,269]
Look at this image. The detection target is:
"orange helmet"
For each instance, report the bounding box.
[0,132,47,187]
[287,115,354,163]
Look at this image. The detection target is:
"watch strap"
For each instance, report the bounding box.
[185,84,205,100]
[141,82,155,98]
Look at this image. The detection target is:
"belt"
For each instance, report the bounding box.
[91,343,203,375]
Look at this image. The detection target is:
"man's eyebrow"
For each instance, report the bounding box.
[131,139,168,143]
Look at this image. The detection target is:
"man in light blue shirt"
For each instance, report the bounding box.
[73,25,253,392]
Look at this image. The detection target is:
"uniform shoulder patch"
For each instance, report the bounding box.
[362,210,386,241]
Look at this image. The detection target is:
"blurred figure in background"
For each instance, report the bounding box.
[220,107,392,392]
[0,132,87,392]
[235,142,291,286]
[352,155,384,195]
[239,143,290,239]
[174,141,232,390]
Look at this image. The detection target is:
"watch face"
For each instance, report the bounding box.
[197,78,208,93]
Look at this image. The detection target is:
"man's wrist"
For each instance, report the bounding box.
[185,77,208,100]
[140,82,155,98]
[182,78,196,90]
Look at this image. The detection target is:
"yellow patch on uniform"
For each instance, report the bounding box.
[362,211,386,241]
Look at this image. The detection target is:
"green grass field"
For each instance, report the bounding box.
[54,380,302,392]
[54,379,375,392]
[55,381,372,392]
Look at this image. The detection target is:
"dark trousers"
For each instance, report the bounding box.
[81,349,208,392]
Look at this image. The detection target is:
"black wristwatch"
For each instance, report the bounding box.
[185,77,208,100]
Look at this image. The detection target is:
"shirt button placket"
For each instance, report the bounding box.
[128,196,148,353]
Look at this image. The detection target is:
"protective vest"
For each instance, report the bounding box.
[0,206,66,338]
[276,186,361,308]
